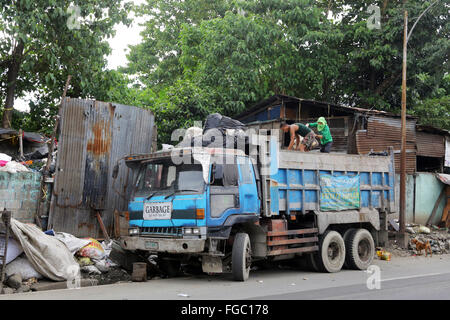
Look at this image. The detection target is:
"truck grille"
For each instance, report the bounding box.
[139,227,183,238]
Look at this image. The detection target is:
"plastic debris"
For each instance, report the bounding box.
[177,293,190,297]
[418,226,431,234]
[78,238,106,260]
[81,265,102,275]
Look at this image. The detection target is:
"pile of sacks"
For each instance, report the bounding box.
[1,219,117,294]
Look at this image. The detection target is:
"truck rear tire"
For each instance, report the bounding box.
[342,228,357,269]
[232,233,252,281]
[316,231,345,273]
[344,228,375,270]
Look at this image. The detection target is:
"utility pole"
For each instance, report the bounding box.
[399,7,408,248]
[399,0,438,248]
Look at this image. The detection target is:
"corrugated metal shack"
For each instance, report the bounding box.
[48,98,156,238]
[237,94,449,174]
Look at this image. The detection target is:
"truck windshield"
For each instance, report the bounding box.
[135,162,205,196]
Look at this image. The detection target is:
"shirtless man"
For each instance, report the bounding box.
[280,122,317,151]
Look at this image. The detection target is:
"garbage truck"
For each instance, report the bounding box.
[119,131,395,281]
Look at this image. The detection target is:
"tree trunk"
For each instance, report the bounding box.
[2,40,24,129]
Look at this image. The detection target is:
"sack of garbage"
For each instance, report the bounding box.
[5,256,44,280]
[0,237,23,264]
[203,113,246,134]
[54,232,91,255]
[78,238,106,260]
[10,218,78,281]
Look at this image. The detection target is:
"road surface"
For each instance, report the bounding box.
[1,254,450,300]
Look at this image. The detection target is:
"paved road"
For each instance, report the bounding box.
[2,254,450,300]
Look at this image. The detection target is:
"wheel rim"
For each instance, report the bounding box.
[327,241,341,265]
[358,238,371,262]
[245,240,251,271]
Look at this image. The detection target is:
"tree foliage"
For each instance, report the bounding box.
[0,0,132,131]
[119,0,448,142]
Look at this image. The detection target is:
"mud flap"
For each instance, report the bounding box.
[202,256,223,273]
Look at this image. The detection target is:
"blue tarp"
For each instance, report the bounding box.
[320,174,361,211]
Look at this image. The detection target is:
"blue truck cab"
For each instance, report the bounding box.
[119,140,395,281]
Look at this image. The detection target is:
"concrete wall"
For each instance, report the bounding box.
[0,171,41,223]
[395,173,446,225]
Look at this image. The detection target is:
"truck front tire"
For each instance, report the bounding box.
[344,228,375,270]
[232,233,252,281]
[316,231,346,273]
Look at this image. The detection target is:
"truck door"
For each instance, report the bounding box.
[237,156,259,214]
[207,158,241,227]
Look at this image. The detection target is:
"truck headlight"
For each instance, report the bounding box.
[184,228,192,234]
[128,227,139,236]
[192,228,200,234]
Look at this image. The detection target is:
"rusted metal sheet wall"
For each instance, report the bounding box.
[416,131,445,158]
[49,98,156,237]
[356,116,417,174]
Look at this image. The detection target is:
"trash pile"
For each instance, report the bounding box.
[387,219,450,257]
[177,113,248,149]
[0,153,30,173]
[0,219,134,295]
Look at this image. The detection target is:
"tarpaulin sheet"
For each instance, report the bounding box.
[320,174,360,211]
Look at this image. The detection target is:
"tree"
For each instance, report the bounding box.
[327,0,449,118]
[0,0,132,129]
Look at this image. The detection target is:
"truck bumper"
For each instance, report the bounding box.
[119,236,206,254]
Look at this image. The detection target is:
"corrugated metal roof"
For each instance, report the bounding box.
[237,94,418,121]
[48,98,156,238]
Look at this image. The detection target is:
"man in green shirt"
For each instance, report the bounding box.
[280,122,318,152]
[307,117,333,153]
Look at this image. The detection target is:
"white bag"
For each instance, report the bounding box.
[54,232,91,255]
[0,237,23,264]
[5,256,43,280]
[10,218,79,281]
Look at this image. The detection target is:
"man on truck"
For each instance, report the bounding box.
[307,117,333,153]
[280,122,317,152]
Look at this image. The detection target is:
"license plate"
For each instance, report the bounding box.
[145,241,158,250]
[143,202,172,220]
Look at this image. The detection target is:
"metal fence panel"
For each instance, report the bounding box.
[49,98,155,237]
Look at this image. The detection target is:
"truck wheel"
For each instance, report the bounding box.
[342,228,357,269]
[316,231,345,273]
[232,233,252,281]
[345,228,375,270]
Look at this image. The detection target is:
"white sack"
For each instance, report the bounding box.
[0,237,23,264]
[10,218,79,281]
[54,232,91,255]
[5,256,43,280]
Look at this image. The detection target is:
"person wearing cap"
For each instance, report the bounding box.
[307,117,333,153]
[280,122,318,152]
